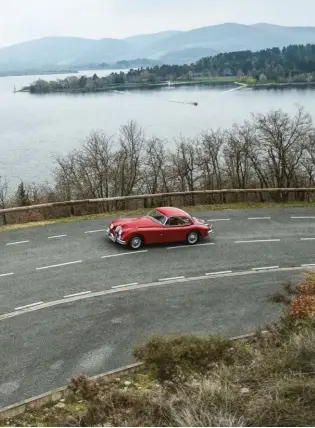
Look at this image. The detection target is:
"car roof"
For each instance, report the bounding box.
[155,207,190,217]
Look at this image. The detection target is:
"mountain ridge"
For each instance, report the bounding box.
[1,23,315,72]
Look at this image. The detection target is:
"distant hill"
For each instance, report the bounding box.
[159,47,219,65]
[148,23,315,55]
[2,23,315,73]
[124,30,182,50]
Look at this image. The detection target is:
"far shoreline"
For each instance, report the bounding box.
[18,79,315,94]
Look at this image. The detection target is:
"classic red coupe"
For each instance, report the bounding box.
[106,207,213,250]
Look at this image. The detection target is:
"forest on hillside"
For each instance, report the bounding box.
[26,44,315,93]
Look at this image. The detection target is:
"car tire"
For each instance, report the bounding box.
[129,235,144,250]
[186,230,200,245]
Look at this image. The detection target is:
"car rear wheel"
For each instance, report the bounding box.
[129,235,144,250]
[187,230,200,245]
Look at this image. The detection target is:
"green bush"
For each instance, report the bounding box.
[133,334,236,382]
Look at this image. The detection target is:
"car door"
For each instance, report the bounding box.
[163,216,192,243]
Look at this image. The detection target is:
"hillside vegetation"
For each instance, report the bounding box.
[3,270,315,426]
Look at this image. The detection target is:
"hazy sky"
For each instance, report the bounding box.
[1,0,314,47]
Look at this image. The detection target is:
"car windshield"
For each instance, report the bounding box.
[148,209,167,225]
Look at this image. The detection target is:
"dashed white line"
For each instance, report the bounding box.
[64,291,91,298]
[206,271,232,276]
[15,301,44,311]
[0,272,14,278]
[207,219,230,222]
[300,238,315,241]
[85,229,106,234]
[112,282,138,289]
[252,266,279,271]
[235,239,281,244]
[101,251,148,259]
[167,243,215,250]
[36,260,83,271]
[291,216,315,219]
[1,266,309,322]
[248,217,271,220]
[159,276,185,282]
[301,263,315,267]
[48,234,67,239]
[6,240,29,246]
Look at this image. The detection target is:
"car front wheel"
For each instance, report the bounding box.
[187,231,200,245]
[129,235,144,250]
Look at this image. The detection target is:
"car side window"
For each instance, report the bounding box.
[167,216,192,226]
[169,217,181,226]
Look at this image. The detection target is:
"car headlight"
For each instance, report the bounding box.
[116,226,122,236]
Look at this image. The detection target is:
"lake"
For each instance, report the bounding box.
[1,69,315,189]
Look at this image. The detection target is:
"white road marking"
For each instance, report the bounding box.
[6,240,29,246]
[206,271,232,275]
[48,234,67,239]
[15,301,44,311]
[235,239,281,244]
[291,216,315,219]
[248,217,271,220]
[1,266,310,322]
[112,282,138,289]
[36,260,82,271]
[85,229,106,234]
[64,291,91,298]
[252,266,279,271]
[0,272,14,278]
[159,276,185,281]
[301,263,315,267]
[300,238,315,241]
[167,243,215,250]
[207,219,230,222]
[101,250,148,259]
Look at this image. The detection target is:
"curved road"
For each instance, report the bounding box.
[0,206,314,407]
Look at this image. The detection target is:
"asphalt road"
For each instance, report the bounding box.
[0,206,314,407]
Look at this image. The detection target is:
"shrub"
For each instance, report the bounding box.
[133,334,239,382]
[298,270,315,296]
[289,295,315,319]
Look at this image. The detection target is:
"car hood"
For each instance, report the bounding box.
[110,216,157,229]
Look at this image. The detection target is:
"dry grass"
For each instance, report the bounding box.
[3,270,315,427]
[1,200,315,233]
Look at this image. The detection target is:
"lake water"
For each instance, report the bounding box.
[1,69,315,189]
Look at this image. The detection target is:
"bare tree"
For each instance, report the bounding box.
[252,107,313,189]
[197,130,225,189]
[169,137,202,192]
[301,132,315,186]
[0,176,8,225]
[114,121,145,196]
[140,137,169,194]
[224,122,257,188]
[54,131,115,199]
[0,176,8,209]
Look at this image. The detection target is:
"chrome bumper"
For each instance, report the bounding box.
[106,228,127,245]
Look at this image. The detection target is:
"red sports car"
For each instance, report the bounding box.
[106,207,213,250]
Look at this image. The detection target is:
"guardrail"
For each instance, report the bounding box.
[0,331,268,421]
[0,187,314,226]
